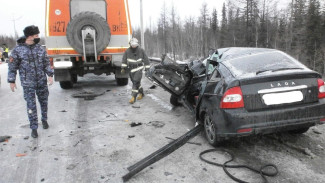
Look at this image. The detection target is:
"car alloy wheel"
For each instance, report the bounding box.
[204,113,217,145]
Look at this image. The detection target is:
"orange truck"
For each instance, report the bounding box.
[45,0,132,89]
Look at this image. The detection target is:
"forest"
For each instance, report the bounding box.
[133,0,325,75]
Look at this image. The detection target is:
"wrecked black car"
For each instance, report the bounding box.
[147,47,325,146]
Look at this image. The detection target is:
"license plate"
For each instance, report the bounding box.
[262,91,303,105]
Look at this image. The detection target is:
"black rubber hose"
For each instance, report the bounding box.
[199,149,278,183]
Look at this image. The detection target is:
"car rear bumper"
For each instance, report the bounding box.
[213,100,325,138]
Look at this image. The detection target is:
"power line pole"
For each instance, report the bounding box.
[11,15,22,38]
[140,0,145,49]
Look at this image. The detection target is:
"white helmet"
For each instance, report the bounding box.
[129,38,139,47]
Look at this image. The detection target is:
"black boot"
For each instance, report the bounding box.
[42,121,49,129]
[31,129,38,138]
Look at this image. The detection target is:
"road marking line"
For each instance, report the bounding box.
[147,94,173,111]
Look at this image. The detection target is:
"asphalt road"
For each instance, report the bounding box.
[1,62,325,183]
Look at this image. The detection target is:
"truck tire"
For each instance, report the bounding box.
[60,81,73,89]
[72,74,78,83]
[116,78,128,86]
[66,11,111,55]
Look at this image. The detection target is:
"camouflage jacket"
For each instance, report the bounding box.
[8,42,54,88]
[122,47,150,72]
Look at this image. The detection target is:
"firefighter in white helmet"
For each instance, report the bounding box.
[121,38,150,104]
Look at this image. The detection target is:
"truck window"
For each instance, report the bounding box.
[70,0,107,20]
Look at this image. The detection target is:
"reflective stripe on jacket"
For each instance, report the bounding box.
[122,47,149,72]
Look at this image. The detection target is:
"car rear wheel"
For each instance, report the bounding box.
[204,113,218,146]
[170,95,181,106]
[288,127,310,134]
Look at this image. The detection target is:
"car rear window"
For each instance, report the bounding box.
[223,51,307,78]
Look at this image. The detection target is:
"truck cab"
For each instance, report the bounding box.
[45,0,132,89]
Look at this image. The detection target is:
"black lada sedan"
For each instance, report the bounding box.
[148,48,325,146]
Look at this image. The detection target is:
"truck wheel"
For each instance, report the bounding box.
[72,74,78,83]
[66,11,111,55]
[60,81,73,89]
[116,78,128,86]
[170,95,181,106]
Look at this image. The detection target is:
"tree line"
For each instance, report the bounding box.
[133,0,325,75]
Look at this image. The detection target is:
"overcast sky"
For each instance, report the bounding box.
[0,0,289,37]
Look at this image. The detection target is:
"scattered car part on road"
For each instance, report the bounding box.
[130,122,142,127]
[122,125,203,182]
[165,137,202,146]
[0,136,11,143]
[72,91,105,100]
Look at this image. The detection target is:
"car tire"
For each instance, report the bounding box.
[288,127,310,134]
[116,78,128,86]
[60,81,73,89]
[66,11,111,55]
[170,95,181,106]
[203,113,219,146]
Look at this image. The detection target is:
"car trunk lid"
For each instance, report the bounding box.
[240,72,320,111]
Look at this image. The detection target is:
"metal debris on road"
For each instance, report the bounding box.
[16,153,27,157]
[147,121,165,128]
[72,91,105,100]
[67,164,77,170]
[130,122,142,127]
[149,85,157,89]
[128,135,135,138]
[132,105,140,108]
[59,110,67,112]
[73,141,80,147]
[0,136,11,143]
[122,125,203,182]
[312,128,322,134]
[165,137,201,146]
[164,172,173,176]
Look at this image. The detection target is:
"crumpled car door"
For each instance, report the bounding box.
[147,56,192,96]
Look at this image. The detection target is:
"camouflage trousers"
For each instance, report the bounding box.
[23,86,49,129]
[130,70,143,97]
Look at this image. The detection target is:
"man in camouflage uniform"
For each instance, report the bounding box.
[8,25,54,138]
[121,38,150,104]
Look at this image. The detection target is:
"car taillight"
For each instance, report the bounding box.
[220,86,244,109]
[318,79,325,99]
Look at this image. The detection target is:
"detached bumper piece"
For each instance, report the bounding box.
[122,125,203,182]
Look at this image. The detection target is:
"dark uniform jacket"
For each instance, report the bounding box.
[8,41,54,88]
[122,47,150,72]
